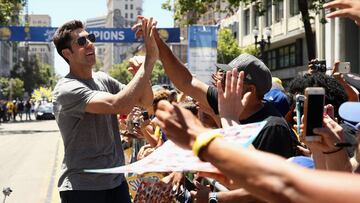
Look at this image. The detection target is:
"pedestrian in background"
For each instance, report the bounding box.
[25,99,32,121]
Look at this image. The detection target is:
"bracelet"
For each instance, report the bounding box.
[323,147,344,154]
[192,132,223,161]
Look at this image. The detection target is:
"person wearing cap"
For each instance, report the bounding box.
[139,22,296,158]
[133,18,297,202]
[154,98,360,203]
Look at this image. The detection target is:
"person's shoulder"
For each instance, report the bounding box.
[264,116,289,129]
[53,76,89,97]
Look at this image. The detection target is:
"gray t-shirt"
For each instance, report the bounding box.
[53,71,126,191]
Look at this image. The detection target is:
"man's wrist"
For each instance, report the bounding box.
[208,192,218,203]
[192,132,223,161]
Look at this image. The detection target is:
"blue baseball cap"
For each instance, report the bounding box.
[264,89,290,117]
[339,102,360,123]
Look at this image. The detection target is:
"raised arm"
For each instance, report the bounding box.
[132,16,212,111]
[85,18,156,115]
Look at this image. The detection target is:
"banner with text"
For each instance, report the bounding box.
[0,26,180,43]
[187,25,218,85]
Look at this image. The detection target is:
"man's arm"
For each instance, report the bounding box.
[153,27,211,110]
[202,138,360,203]
[155,101,360,203]
[127,56,154,109]
[85,18,156,115]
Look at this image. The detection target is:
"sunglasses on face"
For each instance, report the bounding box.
[73,33,96,47]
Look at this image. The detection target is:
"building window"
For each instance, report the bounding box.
[253,8,259,29]
[275,0,284,22]
[290,0,300,16]
[125,13,128,18]
[125,4,128,9]
[244,9,250,35]
[130,4,133,9]
[265,0,272,26]
[137,10,142,15]
[267,50,277,70]
[265,43,301,70]
[130,13,133,18]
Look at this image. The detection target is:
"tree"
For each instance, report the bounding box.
[151,61,166,85]
[108,60,133,84]
[217,28,242,64]
[163,0,326,61]
[11,55,56,94]
[0,77,24,99]
[93,57,104,72]
[0,0,24,25]
[31,86,53,102]
[109,59,167,85]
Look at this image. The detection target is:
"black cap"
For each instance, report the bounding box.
[216,54,272,96]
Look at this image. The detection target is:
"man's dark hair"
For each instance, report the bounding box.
[53,20,84,64]
[288,73,348,119]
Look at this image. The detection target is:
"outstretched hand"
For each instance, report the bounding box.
[154,100,209,150]
[324,0,360,26]
[139,17,159,65]
[216,69,250,127]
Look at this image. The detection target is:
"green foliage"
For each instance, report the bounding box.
[151,61,166,85]
[109,59,166,85]
[217,28,241,64]
[93,57,103,72]
[0,0,24,25]
[31,86,53,102]
[0,77,24,99]
[217,28,259,63]
[108,60,132,84]
[11,55,56,94]
[163,0,325,25]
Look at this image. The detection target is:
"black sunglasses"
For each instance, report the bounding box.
[73,33,96,46]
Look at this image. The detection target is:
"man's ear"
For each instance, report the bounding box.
[62,48,72,61]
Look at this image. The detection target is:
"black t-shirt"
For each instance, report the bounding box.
[207,86,297,158]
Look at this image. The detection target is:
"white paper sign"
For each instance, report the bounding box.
[85,121,266,174]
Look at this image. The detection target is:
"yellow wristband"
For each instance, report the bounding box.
[192,132,223,159]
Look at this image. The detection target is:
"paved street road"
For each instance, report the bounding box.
[0,120,63,203]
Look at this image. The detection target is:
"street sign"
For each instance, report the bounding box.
[0,26,180,43]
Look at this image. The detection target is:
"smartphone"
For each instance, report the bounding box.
[295,94,305,135]
[303,87,325,141]
[338,62,351,74]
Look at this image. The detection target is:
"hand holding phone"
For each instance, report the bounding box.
[303,87,325,141]
[337,62,351,74]
[295,94,305,135]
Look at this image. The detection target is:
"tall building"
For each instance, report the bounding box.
[19,14,54,70]
[86,16,107,68]
[221,0,360,81]
[103,0,143,71]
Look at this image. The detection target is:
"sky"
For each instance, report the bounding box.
[28,0,174,76]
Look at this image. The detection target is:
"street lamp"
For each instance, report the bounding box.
[253,27,272,61]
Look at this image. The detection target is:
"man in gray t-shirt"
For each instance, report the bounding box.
[52,19,157,203]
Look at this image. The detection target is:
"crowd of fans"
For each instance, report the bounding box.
[115,1,360,202]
